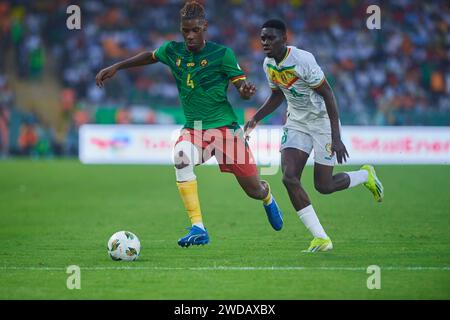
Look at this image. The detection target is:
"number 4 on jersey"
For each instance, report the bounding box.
[187,73,195,89]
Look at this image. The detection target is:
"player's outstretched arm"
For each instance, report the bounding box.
[244,88,285,137]
[314,79,349,164]
[95,51,158,88]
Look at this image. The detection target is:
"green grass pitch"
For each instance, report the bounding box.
[0,160,449,299]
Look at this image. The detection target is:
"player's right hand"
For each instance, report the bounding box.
[95,65,118,88]
[244,117,258,140]
[331,138,350,164]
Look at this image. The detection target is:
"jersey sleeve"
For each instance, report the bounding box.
[153,41,172,65]
[295,51,325,88]
[222,47,246,83]
[263,61,279,90]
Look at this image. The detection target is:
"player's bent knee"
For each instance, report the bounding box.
[174,154,189,170]
[314,182,334,195]
[173,141,199,166]
[173,141,199,182]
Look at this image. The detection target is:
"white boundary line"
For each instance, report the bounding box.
[1,266,449,271]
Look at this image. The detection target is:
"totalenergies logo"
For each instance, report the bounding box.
[351,136,450,154]
[90,132,131,150]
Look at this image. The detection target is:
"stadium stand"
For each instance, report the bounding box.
[0,0,449,157]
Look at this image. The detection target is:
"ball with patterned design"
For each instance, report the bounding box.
[107,231,141,261]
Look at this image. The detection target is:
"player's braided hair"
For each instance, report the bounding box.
[180,0,205,20]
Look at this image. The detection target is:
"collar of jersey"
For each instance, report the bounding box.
[275,47,291,67]
[185,41,207,55]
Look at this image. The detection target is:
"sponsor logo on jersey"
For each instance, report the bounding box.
[187,62,195,67]
[201,59,208,67]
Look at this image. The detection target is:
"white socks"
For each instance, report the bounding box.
[295,171,368,239]
[345,170,369,188]
[297,205,328,239]
[193,223,205,231]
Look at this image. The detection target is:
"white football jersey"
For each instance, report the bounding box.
[263,46,331,133]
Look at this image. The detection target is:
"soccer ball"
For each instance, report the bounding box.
[107,231,141,261]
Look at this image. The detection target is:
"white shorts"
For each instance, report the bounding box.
[280,127,336,166]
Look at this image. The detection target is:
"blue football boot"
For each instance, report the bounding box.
[264,196,283,231]
[177,226,210,247]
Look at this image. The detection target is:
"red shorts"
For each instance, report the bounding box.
[175,125,258,177]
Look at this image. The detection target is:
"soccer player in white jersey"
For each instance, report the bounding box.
[245,19,384,252]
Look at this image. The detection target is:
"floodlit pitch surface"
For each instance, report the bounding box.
[0,160,448,299]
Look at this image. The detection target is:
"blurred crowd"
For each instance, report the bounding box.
[0,0,449,157]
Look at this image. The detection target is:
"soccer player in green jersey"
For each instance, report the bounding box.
[95,1,283,247]
[245,19,384,252]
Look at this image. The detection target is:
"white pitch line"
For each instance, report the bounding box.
[0,266,449,271]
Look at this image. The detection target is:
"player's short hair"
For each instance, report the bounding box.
[180,0,206,20]
[262,19,287,34]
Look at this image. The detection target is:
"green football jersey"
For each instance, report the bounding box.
[153,41,246,129]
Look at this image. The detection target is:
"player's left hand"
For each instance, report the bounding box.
[331,138,349,164]
[239,82,257,100]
